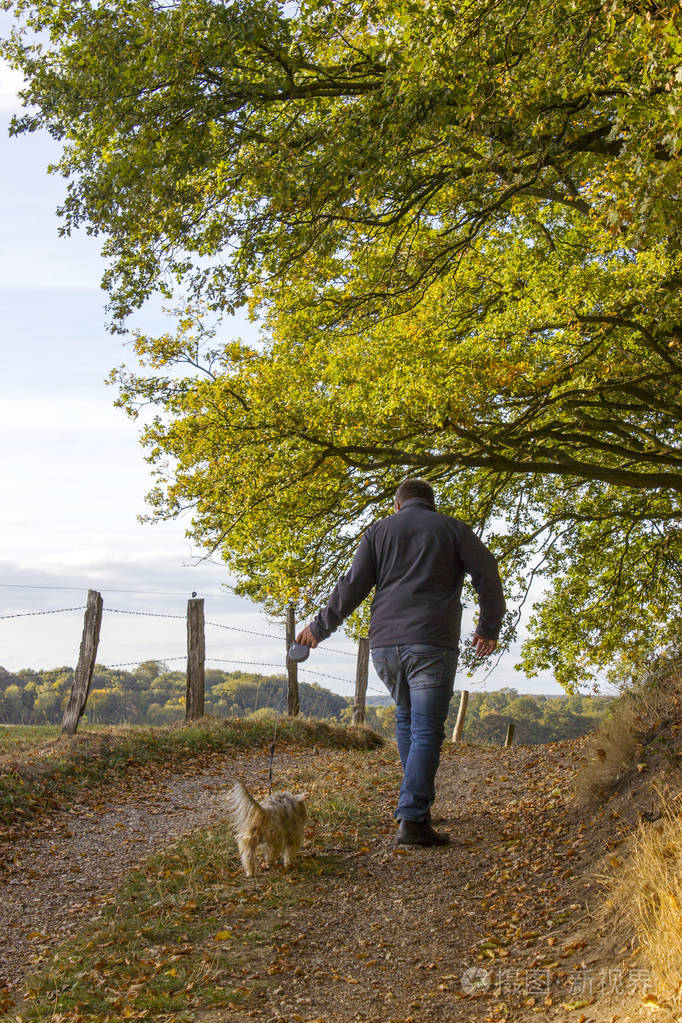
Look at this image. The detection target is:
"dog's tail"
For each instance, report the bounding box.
[225,780,266,834]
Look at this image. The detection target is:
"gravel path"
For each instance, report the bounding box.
[0,749,312,994]
[219,739,602,1023]
[0,734,647,1023]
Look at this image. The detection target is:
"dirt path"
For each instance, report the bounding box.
[1,735,644,1022]
[0,748,318,994]
[213,739,603,1023]
[200,737,643,1023]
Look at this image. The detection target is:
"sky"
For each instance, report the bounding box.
[0,50,572,700]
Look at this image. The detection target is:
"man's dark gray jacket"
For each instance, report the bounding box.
[310,497,506,650]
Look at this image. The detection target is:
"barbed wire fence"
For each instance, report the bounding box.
[0,590,391,733]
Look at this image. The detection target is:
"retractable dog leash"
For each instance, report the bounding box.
[267,640,312,794]
[267,730,278,795]
[288,641,310,663]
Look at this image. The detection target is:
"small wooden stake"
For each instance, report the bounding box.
[504,721,515,747]
[186,598,205,721]
[286,604,300,717]
[61,589,103,736]
[353,637,370,726]
[452,689,469,743]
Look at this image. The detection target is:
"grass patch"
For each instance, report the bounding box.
[0,726,62,752]
[0,715,383,836]
[0,724,135,753]
[576,654,682,1014]
[3,748,391,1022]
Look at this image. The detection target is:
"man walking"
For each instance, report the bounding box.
[296,478,505,846]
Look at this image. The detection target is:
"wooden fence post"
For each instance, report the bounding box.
[353,637,370,726]
[504,721,515,747]
[452,689,469,743]
[61,589,103,736]
[286,604,300,717]
[186,597,205,720]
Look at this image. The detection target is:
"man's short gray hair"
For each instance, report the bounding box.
[395,478,436,508]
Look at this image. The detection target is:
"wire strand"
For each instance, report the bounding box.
[205,620,283,640]
[107,608,186,621]
[101,657,186,669]
[105,608,284,641]
[0,606,86,620]
[205,657,355,687]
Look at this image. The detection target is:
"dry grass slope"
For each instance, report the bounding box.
[575,651,682,1019]
[604,796,682,1004]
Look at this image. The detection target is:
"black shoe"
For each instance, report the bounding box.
[424,808,445,825]
[396,818,450,847]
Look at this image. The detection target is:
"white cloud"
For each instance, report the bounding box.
[0,556,359,689]
[0,60,24,113]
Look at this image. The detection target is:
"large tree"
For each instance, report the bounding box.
[4,0,681,688]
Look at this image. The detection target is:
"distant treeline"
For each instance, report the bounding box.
[0,662,612,744]
[0,662,346,727]
[442,689,613,746]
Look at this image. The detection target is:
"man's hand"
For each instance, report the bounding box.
[472,632,497,658]
[296,624,319,648]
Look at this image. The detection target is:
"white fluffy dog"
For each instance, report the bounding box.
[225,780,308,877]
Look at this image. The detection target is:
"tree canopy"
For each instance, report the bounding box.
[3,0,681,689]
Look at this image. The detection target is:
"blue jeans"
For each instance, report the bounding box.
[371,644,458,821]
